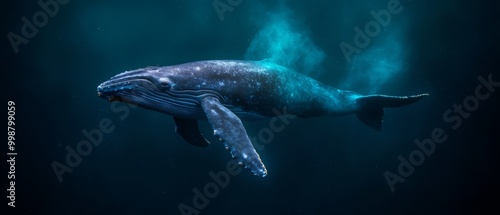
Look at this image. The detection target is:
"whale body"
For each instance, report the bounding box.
[97,60,428,177]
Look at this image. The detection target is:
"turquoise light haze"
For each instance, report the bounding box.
[244,6,325,77]
[342,34,405,94]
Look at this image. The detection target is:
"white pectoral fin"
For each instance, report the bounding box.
[200,97,267,177]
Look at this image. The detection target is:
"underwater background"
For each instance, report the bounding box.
[2,0,499,214]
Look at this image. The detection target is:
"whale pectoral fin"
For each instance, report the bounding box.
[200,97,267,177]
[173,117,210,147]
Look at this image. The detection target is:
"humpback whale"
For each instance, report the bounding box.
[97,60,428,177]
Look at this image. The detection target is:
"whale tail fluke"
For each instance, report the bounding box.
[355,94,429,131]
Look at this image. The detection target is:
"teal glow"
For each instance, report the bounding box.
[244,6,325,77]
[342,35,404,94]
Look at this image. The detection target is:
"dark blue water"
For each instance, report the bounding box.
[3,0,499,214]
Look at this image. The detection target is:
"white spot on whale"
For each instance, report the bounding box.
[159,77,171,84]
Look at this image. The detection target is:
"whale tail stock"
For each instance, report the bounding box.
[355,93,429,131]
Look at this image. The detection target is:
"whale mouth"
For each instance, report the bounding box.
[97,78,153,107]
[106,95,121,102]
[97,88,129,103]
[97,90,125,101]
[97,77,159,99]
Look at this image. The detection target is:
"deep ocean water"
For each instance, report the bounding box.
[2,0,499,214]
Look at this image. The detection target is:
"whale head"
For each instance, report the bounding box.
[98,67,171,101]
[97,66,213,118]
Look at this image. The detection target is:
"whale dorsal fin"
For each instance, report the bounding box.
[200,97,267,177]
[173,117,210,147]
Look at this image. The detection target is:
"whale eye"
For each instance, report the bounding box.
[158,77,171,88]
